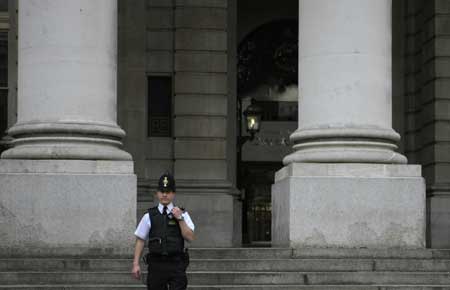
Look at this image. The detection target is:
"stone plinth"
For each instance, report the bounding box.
[272,163,426,248]
[0,160,136,256]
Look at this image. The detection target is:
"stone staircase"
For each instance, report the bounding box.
[0,248,450,289]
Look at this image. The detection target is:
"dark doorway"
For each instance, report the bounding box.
[237,19,298,246]
[240,162,283,246]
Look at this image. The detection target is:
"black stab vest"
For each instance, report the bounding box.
[147,206,185,255]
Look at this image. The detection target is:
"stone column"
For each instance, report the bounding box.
[1,0,131,160]
[0,0,136,256]
[284,0,406,165]
[272,0,426,248]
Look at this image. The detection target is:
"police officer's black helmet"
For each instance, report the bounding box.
[158,172,176,192]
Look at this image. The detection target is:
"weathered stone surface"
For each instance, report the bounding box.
[272,163,426,248]
[175,7,227,29]
[147,8,173,29]
[148,0,173,7]
[0,160,136,256]
[121,110,146,142]
[146,30,173,50]
[143,137,173,159]
[0,160,134,174]
[435,143,450,162]
[175,0,227,8]
[143,159,174,179]
[174,139,226,159]
[423,58,450,82]
[175,73,227,94]
[434,164,450,184]
[169,192,234,247]
[175,160,227,180]
[429,195,450,248]
[121,73,147,109]
[174,116,226,138]
[175,52,227,72]
[174,94,227,116]
[422,79,450,104]
[147,51,173,72]
[175,30,226,51]
[416,122,450,147]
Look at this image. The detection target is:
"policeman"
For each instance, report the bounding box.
[132,172,195,290]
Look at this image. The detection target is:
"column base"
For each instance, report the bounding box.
[272,163,426,248]
[284,127,408,164]
[1,122,132,160]
[0,160,136,256]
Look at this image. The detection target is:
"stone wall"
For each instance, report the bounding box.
[403,0,450,248]
[118,0,239,247]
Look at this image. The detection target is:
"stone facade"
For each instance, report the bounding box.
[0,0,448,251]
[118,0,240,247]
[402,0,450,248]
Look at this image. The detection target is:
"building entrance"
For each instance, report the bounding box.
[240,162,282,246]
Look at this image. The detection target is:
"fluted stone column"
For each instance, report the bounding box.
[0,0,136,256]
[1,0,130,160]
[272,0,426,248]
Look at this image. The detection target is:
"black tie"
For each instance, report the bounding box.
[163,206,168,215]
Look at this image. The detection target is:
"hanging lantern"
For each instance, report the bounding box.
[243,98,263,138]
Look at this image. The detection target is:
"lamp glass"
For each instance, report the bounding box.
[246,114,261,133]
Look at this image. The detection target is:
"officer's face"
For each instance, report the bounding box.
[156,191,175,205]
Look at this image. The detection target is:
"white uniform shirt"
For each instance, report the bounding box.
[134,203,195,241]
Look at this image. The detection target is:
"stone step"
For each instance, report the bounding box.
[1,271,450,285]
[2,258,450,272]
[191,259,450,272]
[1,285,450,290]
[189,248,450,260]
[3,248,449,260]
[187,272,450,285]
[291,248,450,260]
[189,248,294,259]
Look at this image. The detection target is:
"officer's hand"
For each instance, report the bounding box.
[172,207,183,219]
[131,264,141,280]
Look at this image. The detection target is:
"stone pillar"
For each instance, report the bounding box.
[272,0,426,248]
[1,0,131,161]
[284,0,405,165]
[173,0,238,247]
[0,0,136,256]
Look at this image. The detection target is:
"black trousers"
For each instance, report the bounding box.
[147,256,187,290]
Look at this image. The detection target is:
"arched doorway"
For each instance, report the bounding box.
[237,19,298,245]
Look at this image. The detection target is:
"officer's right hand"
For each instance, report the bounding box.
[131,264,141,280]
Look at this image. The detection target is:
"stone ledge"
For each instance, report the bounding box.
[275,163,422,182]
[0,160,134,174]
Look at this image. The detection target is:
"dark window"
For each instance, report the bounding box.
[147,76,172,137]
[0,0,7,12]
